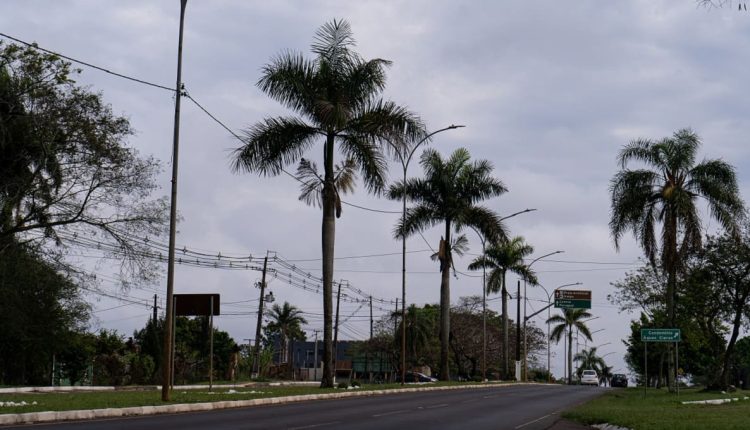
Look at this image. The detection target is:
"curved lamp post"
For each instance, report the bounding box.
[522,250,563,381]
[387,124,464,385]
[470,208,536,382]
[532,281,581,383]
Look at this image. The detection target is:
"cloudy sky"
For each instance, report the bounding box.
[4,0,750,379]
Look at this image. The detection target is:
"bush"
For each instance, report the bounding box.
[337,382,349,389]
[351,380,361,387]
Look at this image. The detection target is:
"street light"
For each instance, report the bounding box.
[530,281,581,383]
[470,208,536,382]
[387,124,465,385]
[523,250,563,381]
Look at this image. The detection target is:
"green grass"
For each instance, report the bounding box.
[0,381,488,415]
[564,387,750,430]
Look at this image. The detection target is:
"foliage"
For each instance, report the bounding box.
[0,241,89,385]
[574,347,606,379]
[264,302,308,365]
[0,42,167,280]
[547,308,593,384]
[388,148,508,380]
[233,19,425,388]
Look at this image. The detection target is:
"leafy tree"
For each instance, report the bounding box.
[609,128,744,390]
[547,308,593,384]
[469,236,537,379]
[599,364,613,387]
[731,337,750,389]
[0,240,89,385]
[232,20,424,388]
[266,301,308,364]
[394,304,436,370]
[0,42,167,279]
[388,148,507,380]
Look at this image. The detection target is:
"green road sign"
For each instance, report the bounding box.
[554,299,591,309]
[554,289,591,309]
[641,328,681,342]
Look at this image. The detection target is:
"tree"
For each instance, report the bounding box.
[394,304,435,370]
[547,308,593,384]
[574,347,606,380]
[266,302,308,364]
[696,229,750,389]
[0,42,167,279]
[232,20,424,388]
[468,236,537,379]
[388,148,508,380]
[609,128,744,390]
[599,364,613,387]
[0,240,90,385]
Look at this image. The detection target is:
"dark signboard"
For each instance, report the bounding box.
[174,294,220,316]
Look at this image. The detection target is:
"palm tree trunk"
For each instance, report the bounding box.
[665,212,677,393]
[501,271,509,380]
[567,326,573,385]
[439,221,452,380]
[721,304,746,389]
[320,134,336,388]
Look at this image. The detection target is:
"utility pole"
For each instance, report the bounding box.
[313,330,320,382]
[161,0,187,402]
[394,298,398,383]
[333,281,342,378]
[252,253,269,378]
[516,279,521,381]
[152,294,158,325]
[369,296,373,339]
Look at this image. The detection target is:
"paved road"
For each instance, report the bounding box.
[7,385,606,430]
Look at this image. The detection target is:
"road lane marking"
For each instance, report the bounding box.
[425,403,449,409]
[372,409,409,417]
[289,421,341,430]
[483,394,499,399]
[515,413,555,429]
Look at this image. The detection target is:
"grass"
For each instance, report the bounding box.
[0,381,488,415]
[564,387,750,430]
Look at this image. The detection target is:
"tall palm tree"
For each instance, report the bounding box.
[610,128,744,390]
[547,308,593,385]
[233,20,425,387]
[598,364,613,387]
[388,148,508,380]
[266,302,307,364]
[468,236,537,379]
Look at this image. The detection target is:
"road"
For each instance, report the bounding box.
[6,384,606,430]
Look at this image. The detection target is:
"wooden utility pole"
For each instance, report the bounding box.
[153,294,158,325]
[516,280,521,381]
[161,0,187,401]
[252,253,269,378]
[333,281,342,376]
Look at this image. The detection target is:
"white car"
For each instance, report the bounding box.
[580,369,599,386]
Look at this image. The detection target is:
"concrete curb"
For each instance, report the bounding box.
[0,382,544,426]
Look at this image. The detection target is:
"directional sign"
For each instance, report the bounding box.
[641,328,681,342]
[554,289,591,309]
[174,294,220,316]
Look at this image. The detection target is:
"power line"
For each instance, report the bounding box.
[0,32,175,92]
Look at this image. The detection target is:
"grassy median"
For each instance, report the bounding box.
[564,387,750,430]
[0,381,488,415]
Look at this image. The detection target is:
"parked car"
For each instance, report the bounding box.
[580,369,599,386]
[611,374,628,387]
[396,371,438,383]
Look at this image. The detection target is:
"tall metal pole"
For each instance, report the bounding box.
[516,280,521,381]
[209,295,214,391]
[161,0,187,402]
[253,254,269,377]
[333,281,341,375]
[481,239,486,381]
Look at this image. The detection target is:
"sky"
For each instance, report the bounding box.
[3,0,750,380]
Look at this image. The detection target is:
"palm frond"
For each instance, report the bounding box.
[257,51,317,117]
[617,138,663,169]
[233,117,320,176]
[338,133,388,195]
[311,19,356,67]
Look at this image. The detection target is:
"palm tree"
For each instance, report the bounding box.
[573,347,606,380]
[266,302,307,364]
[547,308,593,385]
[610,128,744,390]
[468,236,537,379]
[394,304,434,369]
[233,20,425,387]
[599,364,613,387]
[388,148,508,380]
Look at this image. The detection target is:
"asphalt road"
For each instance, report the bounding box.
[7,384,607,430]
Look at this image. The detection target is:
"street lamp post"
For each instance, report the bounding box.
[388,124,464,385]
[523,250,563,381]
[532,282,581,383]
[470,208,535,382]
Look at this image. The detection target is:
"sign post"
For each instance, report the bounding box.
[641,328,681,396]
[174,294,221,390]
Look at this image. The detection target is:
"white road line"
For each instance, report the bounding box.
[425,403,449,409]
[483,394,499,399]
[515,413,555,429]
[372,409,409,417]
[288,421,341,430]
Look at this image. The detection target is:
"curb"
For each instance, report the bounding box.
[0,382,540,425]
